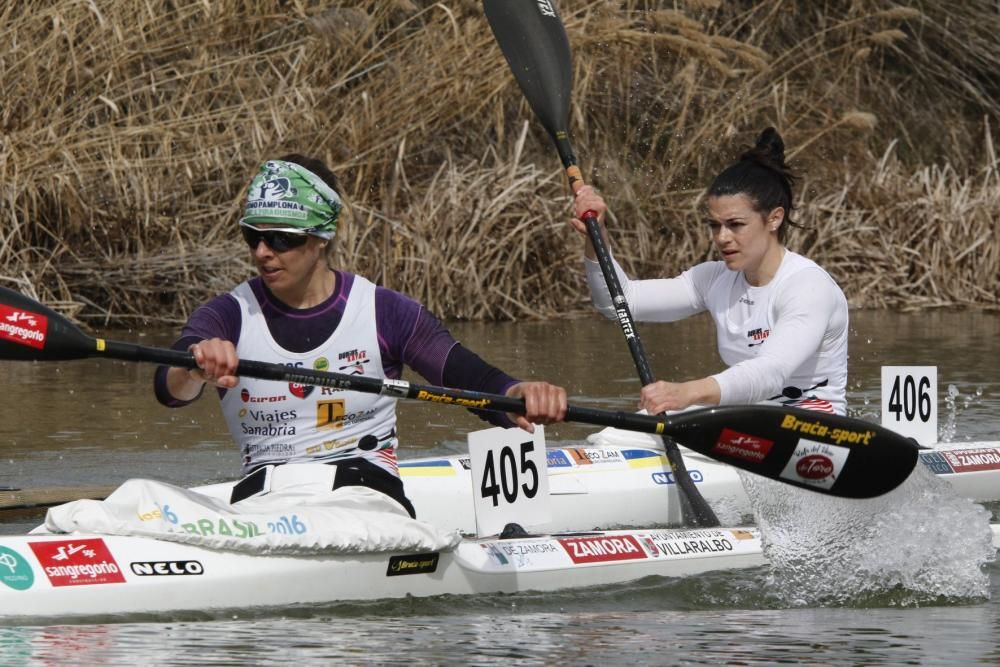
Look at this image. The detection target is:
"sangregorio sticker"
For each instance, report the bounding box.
[0,546,34,590]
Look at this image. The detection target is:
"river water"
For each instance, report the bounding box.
[0,310,998,665]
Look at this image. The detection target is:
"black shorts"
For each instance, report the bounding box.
[230,458,416,518]
[330,457,416,518]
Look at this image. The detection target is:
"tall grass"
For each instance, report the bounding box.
[1,1,997,324]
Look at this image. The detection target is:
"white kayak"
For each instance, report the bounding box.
[2,436,998,620]
[0,525,766,620]
[2,520,999,620]
[394,434,1000,534]
[2,288,995,619]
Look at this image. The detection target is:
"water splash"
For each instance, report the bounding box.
[939,384,987,442]
[940,384,962,442]
[740,464,994,607]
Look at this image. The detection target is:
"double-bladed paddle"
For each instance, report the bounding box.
[483,0,720,525]
[0,287,918,499]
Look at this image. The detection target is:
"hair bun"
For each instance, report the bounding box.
[740,126,787,170]
[755,127,785,164]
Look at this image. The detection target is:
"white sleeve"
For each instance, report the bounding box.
[711,269,841,404]
[584,255,703,322]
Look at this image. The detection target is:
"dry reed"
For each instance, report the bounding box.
[1,0,997,326]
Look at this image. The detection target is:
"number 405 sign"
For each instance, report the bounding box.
[881,366,937,446]
[468,425,551,538]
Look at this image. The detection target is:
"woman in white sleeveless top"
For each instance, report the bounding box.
[156,155,568,516]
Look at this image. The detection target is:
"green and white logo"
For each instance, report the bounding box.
[0,546,34,591]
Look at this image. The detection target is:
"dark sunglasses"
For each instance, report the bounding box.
[241,226,310,252]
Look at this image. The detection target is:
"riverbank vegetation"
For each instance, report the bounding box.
[2,1,997,324]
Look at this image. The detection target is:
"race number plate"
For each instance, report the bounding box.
[468,426,551,538]
[881,366,937,446]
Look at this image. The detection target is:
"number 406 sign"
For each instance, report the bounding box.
[881,366,937,446]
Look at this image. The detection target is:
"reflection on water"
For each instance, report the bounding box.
[1,592,999,665]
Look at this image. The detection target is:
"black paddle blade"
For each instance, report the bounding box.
[484,0,575,163]
[667,405,919,499]
[0,287,98,361]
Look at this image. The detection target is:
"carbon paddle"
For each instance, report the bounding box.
[0,287,918,499]
[484,0,720,525]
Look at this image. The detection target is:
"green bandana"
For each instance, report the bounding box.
[240,160,342,238]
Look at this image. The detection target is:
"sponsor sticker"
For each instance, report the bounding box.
[481,543,509,566]
[240,388,287,403]
[641,529,741,558]
[415,390,490,409]
[546,450,572,468]
[567,448,624,466]
[316,399,346,429]
[337,348,370,375]
[386,553,439,577]
[942,448,1000,474]
[648,535,735,557]
[712,428,774,464]
[477,539,569,569]
[558,534,647,564]
[778,438,849,490]
[477,539,566,570]
[0,305,47,350]
[651,470,704,485]
[29,539,126,587]
[290,382,314,399]
[779,414,875,446]
[919,451,953,475]
[623,449,667,469]
[0,546,34,591]
[130,561,204,576]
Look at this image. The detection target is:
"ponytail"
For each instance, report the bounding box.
[708,127,802,241]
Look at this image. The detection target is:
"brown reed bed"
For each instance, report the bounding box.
[1,0,997,326]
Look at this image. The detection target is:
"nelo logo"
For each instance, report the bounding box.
[130,560,204,576]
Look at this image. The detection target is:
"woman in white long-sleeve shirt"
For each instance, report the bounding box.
[572,127,849,415]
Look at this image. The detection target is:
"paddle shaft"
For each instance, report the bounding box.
[103,340,680,436]
[484,0,719,526]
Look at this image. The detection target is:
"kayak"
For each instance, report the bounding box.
[2,520,998,620]
[1,438,998,620]
[0,525,766,619]
[0,286,994,619]
[395,436,1000,534]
